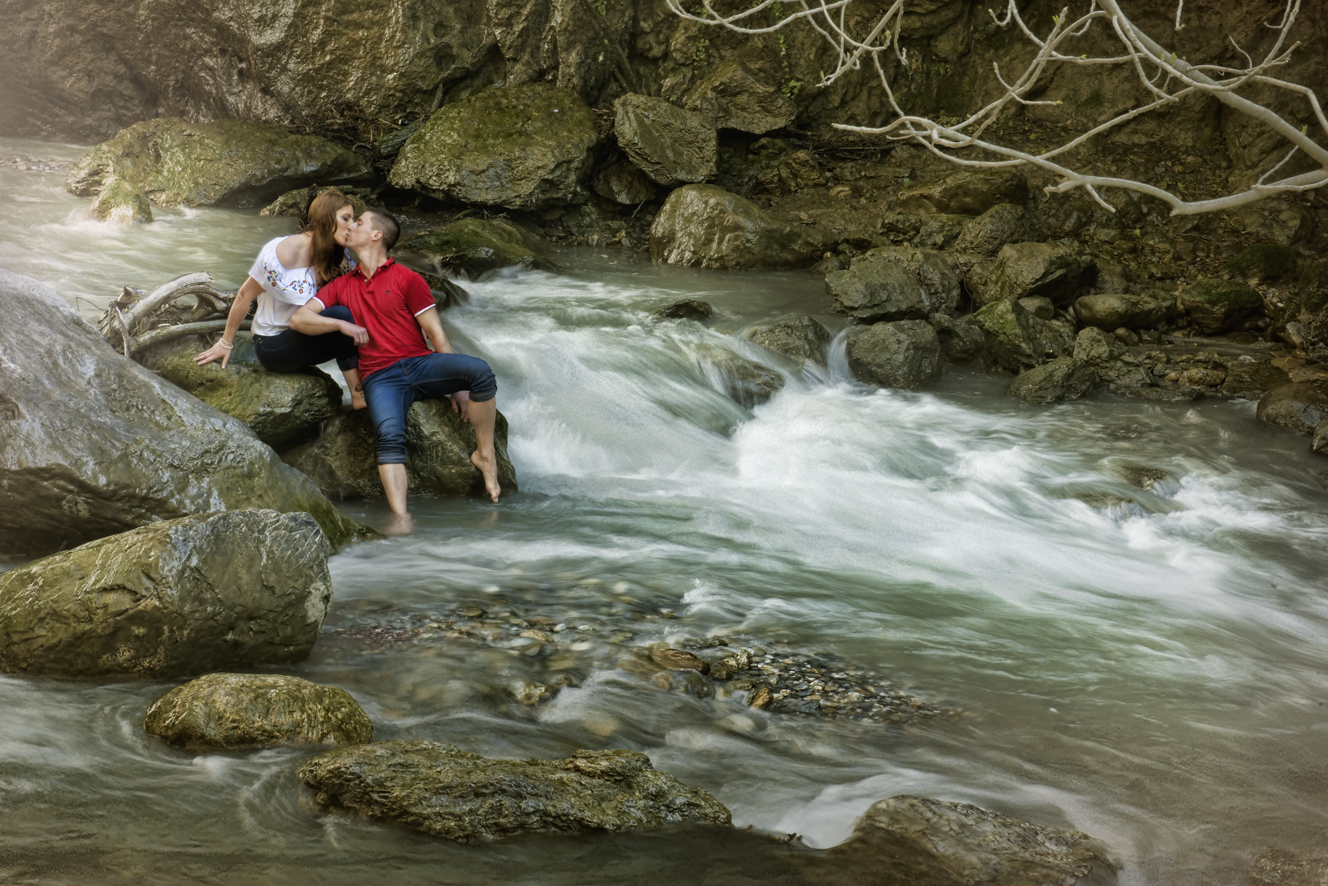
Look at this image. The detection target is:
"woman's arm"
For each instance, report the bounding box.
[194,277,260,369]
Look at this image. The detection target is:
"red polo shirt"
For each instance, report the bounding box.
[312,259,436,380]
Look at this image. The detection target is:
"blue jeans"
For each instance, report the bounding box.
[254,305,358,372]
[363,352,498,464]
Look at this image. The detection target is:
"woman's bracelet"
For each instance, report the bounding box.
[219,339,233,350]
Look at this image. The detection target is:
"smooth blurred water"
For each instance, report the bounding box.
[3,138,1328,885]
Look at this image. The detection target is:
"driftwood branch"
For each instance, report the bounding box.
[666,0,1327,215]
[129,320,251,357]
[99,272,238,356]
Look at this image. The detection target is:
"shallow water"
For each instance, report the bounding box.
[3,138,1328,885]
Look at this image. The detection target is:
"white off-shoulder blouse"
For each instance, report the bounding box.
[247,236,356,337]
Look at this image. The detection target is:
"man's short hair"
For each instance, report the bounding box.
[362,206,401,253]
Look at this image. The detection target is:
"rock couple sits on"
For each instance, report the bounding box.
[194,192,502,530]
[289,207,503,530]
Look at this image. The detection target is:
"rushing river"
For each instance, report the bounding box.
[3,138,1328,885]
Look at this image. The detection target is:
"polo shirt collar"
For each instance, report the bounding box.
[357,257,396,282]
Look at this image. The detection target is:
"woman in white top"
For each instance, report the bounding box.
[195,188,370,409]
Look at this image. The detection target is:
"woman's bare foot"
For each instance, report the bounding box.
[471,449,501,503]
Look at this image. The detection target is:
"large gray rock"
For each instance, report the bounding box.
[0,270,365,557]
[145,673,373,750]
[0,509,332,678]
[1178,279,1265,334]
[846,321,941,390]
[650,184,810,270]
[1221,359,1291,400]
[615,94,717,187]
[389,84,598,210]
[299,741,732,842]
[1007,357,1099,404]
[1074,293,1170,331]
[66,118,371,209]
[1073,327,1153,389]
[970,242,1097,308]
[697,346,785,408]
[931,313,989,365]
[954,203,1035,256]
[395,218,556,277]
[745,316,832,368]
[91,177,153,223]
[1257,383,1328,435]
[155,342,342,453]
[897,170,1029,216]
[284,400,518,500]
[971,299,1075,373]
[829,247,962,324]
[822,795,1115,886]
[593,160,659,205]
[681,61,797,135]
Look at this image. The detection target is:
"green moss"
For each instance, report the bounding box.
[1226,243,1298,280]
[396,218,555,275]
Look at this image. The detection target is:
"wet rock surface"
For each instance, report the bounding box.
[145,673,373,750]
[1074,293,1170,331]
[846,320,942,390]
[299,741,732,841]
[1178,279,1265,334]
[650,184,810,270]
[284,400,518,500]
[66,118,371,209]
[1257,383,1328,435]
[155,341,343,453]
[389,84,597,210]
[745,316,832,368]
[1007,357,1099,404]
[614,93,717,187]
[651,299,715,321]
[1252,848,1328,886]
[0,509,332,678]
[970,242,1097,308]
[91,178,153,223]
[897,170,1029,217]
[972,299,1075,373]
[681,62,797,135]
[395,218,556,276]
[0,269,365,557]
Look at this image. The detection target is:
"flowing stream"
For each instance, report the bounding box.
[3,138,1328,885]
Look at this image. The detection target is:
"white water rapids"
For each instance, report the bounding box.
[2,138,1327,884]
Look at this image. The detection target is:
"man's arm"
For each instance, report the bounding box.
[414,307,454,354]
[290,299,370,344]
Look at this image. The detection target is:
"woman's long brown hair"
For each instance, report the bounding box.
[303,188,353,286]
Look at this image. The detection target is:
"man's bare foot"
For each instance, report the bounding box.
[350,391,368,410]
[471,449,501,503]
[382,511,414,536]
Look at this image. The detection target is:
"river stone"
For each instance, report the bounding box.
[1256,383,1328,435]
[593,160,658,205]
[298,741,732,842]
[652,299,715,321]
[66,118,371,209]
[827,261,928,324]
[1221,360,1291,400]
[388,84,597,210]
[745,316,832,368]
[846,321,942,390]
[260,185,371,219]
[833,247,962,321]
[0,269,365,557]
[821,795,1114,886]
[395,218,556,276]
[1007,357,1099,404]
[615,94,717,187]
[954,203,1034,256]
[1073,327,1152,389]
[650,184,810,270]
[897,170,1029,216]
[1074,293,1169,330]
[681,61,797,135]
[931,313,988,365]
[145,673,373,750]
[696,346,785,408]
[1314,418,1328,455]
[155,342,342,453]
[1178,280,1264,334]
[283,399,518,500]
[91,177,153,223]
[972,299,1075,373]
[651,648,710,673]
[0,509,332,678]
[970,242,1097,308]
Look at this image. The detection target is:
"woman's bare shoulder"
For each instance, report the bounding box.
[274,232,314,270]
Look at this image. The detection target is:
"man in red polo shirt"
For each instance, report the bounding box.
[290,207,501,522]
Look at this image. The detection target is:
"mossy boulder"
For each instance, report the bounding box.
[1178,279,1265,334]
[284,399,518,500]
[971,299,1075,373]
[0,269,368,557]
[299,741,732,842]
[66,118,372,208]
[145,673,372,750]
[969,242,1097,308]
[1221,360,1291,400]
[91,177,153,223]
[389,84,597,210]
[827,261,929,324]
[1257,382,1328,435]
[1007,357,1099,403]
[260,185,371,219]
[0,510,332,678]
[1074,293,1170,331]
[156,341,342,453]
[681,61,796,135]
[593,160,659,205]
[1226,243,1298,280]
[650,184,811,270]
[820,795,1115,886]
[614,93,717,187]
[838,247,963,320]
[1073,327,1152,389]
[954,204,1035,256]
[846,320,942,390]
[396,218,556,277]
[745,316,832,368]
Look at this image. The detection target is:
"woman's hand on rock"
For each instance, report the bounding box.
[194,341,231,369]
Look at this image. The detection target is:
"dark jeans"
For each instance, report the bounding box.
[363,352,497,465]
[253,305,358,372]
